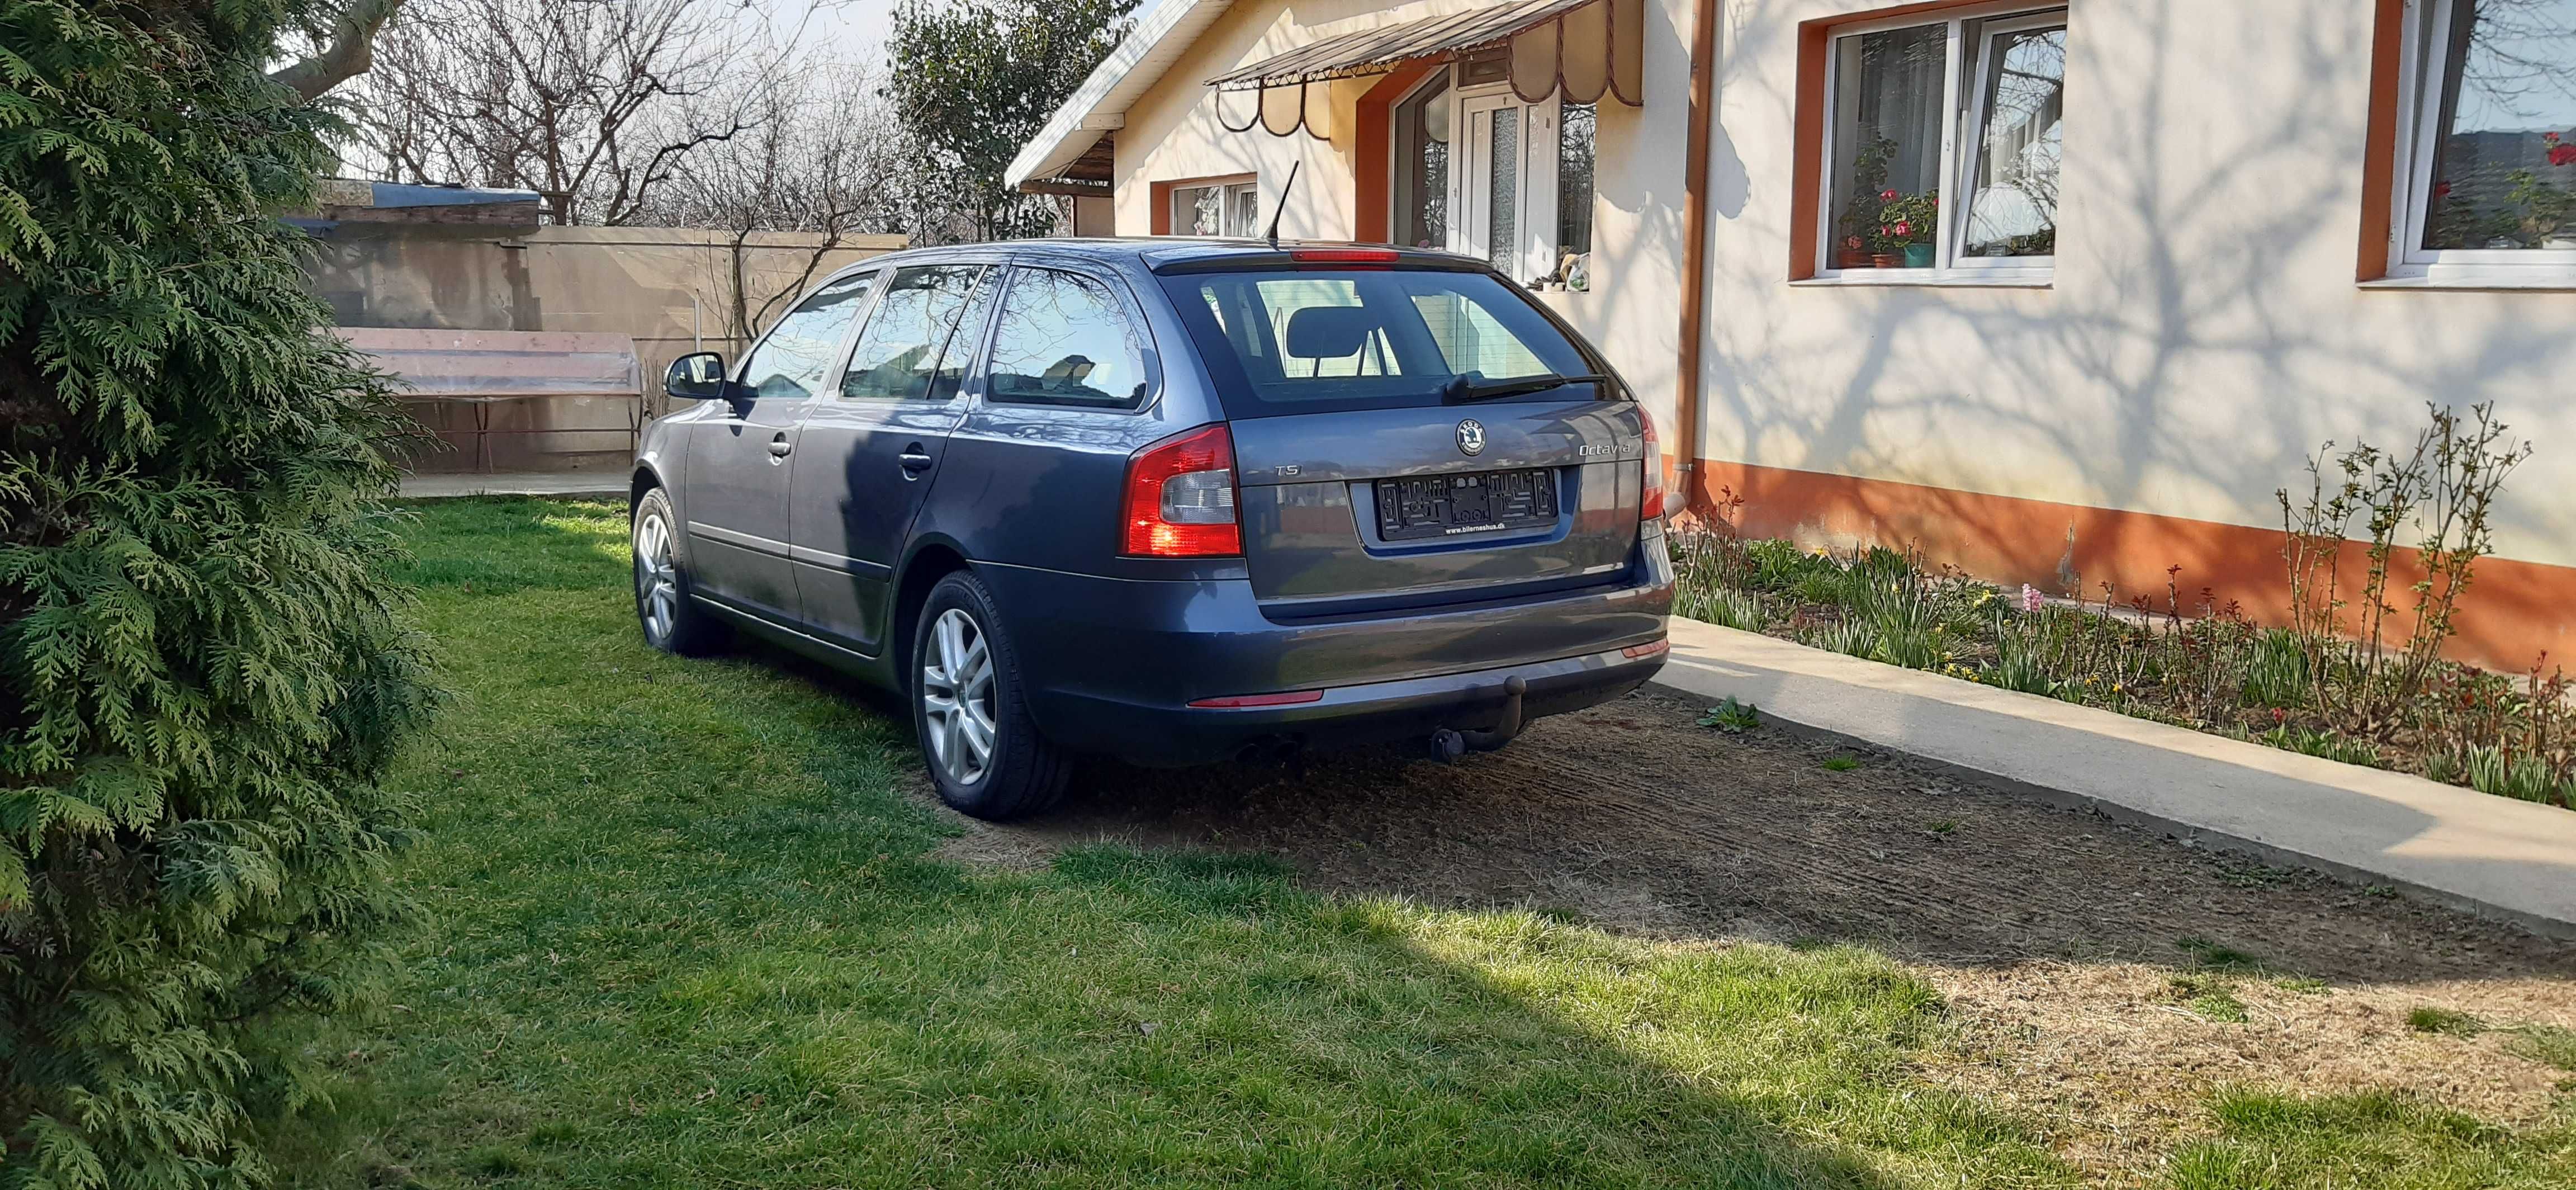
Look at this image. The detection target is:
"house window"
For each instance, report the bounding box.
[2392,0,2576,284]
[1557,102,1597,272]
[1424,63,1597,289]
[1393,72,1451,249]
[1460,94,1526,270]
[1172,178,1260,237]
[1815,5,2065,282]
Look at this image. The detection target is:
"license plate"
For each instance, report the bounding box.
[1374,469,1558,541]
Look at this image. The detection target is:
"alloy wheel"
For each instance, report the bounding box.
[634,510,679,643]
[920,607,998,785]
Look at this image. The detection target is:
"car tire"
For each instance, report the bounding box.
[913,570,1072,821]
[632,487,728,657]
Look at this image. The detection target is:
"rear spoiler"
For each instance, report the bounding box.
[1144,245,1495,276]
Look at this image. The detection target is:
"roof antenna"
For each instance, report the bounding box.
[1265,161,1300,249]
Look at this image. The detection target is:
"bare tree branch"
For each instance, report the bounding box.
[337,0,790,225]
[271,0,409,102]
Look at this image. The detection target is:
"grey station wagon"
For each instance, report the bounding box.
[631,240,1673,820]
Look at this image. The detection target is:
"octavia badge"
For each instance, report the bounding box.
[1455,418,1485,457]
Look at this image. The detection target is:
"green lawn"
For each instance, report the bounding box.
[278,498,2576,1188]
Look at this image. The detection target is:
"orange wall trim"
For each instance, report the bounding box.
[1787,20,1829,280]
[1355,63,1436,245]
[2357,0,2408,281]
[1691,459,2576,674]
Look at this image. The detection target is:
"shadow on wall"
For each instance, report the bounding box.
[1692,0,2576,670]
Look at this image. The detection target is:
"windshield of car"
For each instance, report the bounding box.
[1157,268,1607,418]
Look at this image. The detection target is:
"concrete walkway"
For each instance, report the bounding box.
[1650,616,2576,937]
[400,473,627,500]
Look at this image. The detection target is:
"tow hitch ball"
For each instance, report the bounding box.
[1430,676,1528,763]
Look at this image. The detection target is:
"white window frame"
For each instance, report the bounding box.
[1419,64,1589,285]
[1171,178,1261,238]
[1453,86,1559,282]
[1948,12,2064,278]
[1808,2,2066,286]
[1386,67,1453,251]
[2386,0,2576,287]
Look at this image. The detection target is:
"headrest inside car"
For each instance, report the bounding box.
[1284,305,1378,358]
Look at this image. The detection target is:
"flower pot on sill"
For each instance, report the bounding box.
[1869,252,1902,269]
[1902,243,1935,268]
[1838,249,1875,269]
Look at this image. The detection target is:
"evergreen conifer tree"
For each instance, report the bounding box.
[1,3,433,1184]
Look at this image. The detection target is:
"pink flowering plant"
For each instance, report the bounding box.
[1872,189,1940,252]
[2428,129,2576,248]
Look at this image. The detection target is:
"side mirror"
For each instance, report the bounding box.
[665,351,728,402]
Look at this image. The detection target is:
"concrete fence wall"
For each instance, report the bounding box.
[306,221,906,473]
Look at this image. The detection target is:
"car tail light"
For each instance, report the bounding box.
[1187,689,1325,709]
[1289,248,1400,265]
[1637,405,1669,520]
[1622,640,1670,659]
[1123,423,1242,556]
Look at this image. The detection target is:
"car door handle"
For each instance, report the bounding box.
[767,433,793,459]
[897,445,934,473]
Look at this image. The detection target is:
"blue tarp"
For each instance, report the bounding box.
[369,181,540,207]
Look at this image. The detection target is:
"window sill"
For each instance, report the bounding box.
[2361,270,2576,292]
[1792,271,2052,290]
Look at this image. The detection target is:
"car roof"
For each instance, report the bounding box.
[844,238,1488,274]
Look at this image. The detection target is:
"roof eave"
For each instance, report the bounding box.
[1005,0,1239,189]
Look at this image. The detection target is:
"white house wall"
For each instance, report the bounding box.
[1701,0,2575,572]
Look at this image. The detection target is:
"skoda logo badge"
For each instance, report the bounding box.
[1455,418,1486,457]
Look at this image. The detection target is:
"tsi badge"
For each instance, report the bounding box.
[1455,418,1486,457]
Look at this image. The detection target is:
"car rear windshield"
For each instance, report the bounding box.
[1156,268,1609,418]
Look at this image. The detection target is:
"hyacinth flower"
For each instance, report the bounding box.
[2021,584,2045,614]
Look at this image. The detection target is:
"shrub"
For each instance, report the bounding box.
[2279,402,2532,738]
[0,4,434,1186]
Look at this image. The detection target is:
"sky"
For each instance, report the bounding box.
[782,0,896,70]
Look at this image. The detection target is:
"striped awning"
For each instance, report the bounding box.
[1209,0,1642,138]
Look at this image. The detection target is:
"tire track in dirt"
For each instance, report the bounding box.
[976,689,2574,982]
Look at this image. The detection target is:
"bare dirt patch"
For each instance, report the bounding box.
[945,688,2576,1179]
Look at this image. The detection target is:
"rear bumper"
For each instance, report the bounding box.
[976,537,1672,767]
[1052,642,1667,766]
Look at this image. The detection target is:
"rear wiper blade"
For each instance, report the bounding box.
[1441,372,1611,404]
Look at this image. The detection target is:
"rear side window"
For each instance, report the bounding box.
[839,264,987,401]
[1160,268,1598,417]
[739,270,875,400]
[987,267,1153,409]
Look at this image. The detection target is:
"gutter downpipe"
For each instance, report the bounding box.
[1674,0,1718,516]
